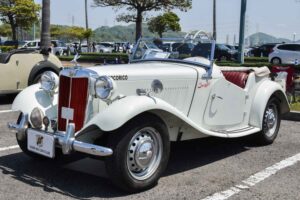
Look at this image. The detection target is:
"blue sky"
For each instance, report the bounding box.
[34,0,300,43]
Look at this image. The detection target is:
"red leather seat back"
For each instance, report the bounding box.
[222,71,250,89]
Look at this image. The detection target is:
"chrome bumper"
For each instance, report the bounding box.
[7,114,113,157]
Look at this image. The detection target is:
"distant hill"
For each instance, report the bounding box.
[247,32,291,46]
[92,23,185,42]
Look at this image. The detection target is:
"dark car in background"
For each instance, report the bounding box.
[191,43,238,61]
[249,43,279,57]
[2,40,25,48]
[172,43,195,55]
[225,44,238,53]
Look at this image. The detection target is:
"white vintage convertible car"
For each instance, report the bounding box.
[8,38,289,192]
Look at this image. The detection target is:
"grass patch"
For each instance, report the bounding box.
[290,102,300,111]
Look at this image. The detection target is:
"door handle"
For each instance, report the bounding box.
[212,94,223,100]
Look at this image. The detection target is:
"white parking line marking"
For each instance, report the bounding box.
[0,145,19,152]
[202,153,300,200]
[0,110,13,114]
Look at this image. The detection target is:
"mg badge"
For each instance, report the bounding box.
[68,69,76,77]
[36,135,44,147]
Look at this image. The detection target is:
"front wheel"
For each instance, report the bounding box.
[255,98,281,145]
[105,114,170,192]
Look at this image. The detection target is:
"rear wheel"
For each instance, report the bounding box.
[271,57,281,65]
[105,114,170,192]
[255,98,281,145]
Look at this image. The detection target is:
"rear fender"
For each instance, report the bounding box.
[249,79,289,128]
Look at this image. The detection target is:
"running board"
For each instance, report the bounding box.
[211,126,257,134]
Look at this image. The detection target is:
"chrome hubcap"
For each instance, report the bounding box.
[266,109,276,129]
[127,127,163,181]
[264,104,278,137]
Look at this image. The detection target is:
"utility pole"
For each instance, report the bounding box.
[238,0,247,64]
[213,0,217,40]
[85,0,90,52]
[40,0,51,50]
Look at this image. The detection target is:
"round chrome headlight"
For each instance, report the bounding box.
[40,71,58,92]
[95,76,114,100]
[30,107,44,129]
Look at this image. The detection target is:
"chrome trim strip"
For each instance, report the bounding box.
[211,126,255,134]
[131,58,210,70]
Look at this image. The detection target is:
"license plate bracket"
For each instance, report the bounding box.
[27,129,55,158]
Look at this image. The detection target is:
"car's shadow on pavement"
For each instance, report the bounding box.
[0,137,254,198]
[0,94,17,106]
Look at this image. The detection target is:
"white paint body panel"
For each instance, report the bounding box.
[11,58,289,141]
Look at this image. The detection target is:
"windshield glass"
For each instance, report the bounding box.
[130,35,214,62]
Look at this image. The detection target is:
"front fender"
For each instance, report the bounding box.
[12,84,58,123]
[84,96,181,132]
[83,95,228,138]
[249,79,289,129]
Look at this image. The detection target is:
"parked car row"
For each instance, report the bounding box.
[21,40,68,56]
[269,43,300,65]
[156,42,238,61]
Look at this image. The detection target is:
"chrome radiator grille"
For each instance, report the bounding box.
[57,75,89,132]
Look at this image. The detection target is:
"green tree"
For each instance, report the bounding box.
[66,26,93,43]
[50,24,65,39]
[93,0,191,41]
[148,12,181,38]
[0,24,12,38]
[0,0,40,41]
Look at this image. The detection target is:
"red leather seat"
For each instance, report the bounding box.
[222,71,250,89]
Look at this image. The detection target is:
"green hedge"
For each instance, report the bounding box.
[79,52,128,57]
[59,53,129,63]
[244,57,269,63]
[0,46,16,52]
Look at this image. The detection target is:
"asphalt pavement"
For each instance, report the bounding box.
[0,94,299,200]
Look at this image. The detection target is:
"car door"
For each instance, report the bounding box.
[295,44,300,62]
[278,44,297,64]
[204,78,246,127]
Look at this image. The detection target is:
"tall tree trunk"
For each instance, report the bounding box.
[135,10,143,42]
[85,0,90,52]
[213,0,217,40]
[159,32,163,38]
[41,0,51,50]
[10,24,17,42]
[8,14,17,42]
